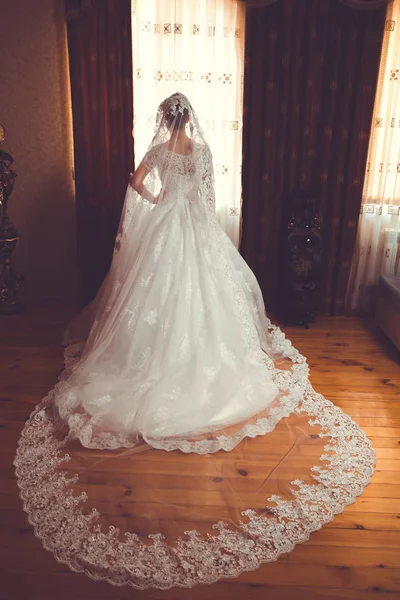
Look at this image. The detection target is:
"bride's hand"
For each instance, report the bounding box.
[155,190,167,204]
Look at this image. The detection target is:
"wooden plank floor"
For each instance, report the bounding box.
[1,304,400,600]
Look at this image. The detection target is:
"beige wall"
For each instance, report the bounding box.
[0,0,78,305]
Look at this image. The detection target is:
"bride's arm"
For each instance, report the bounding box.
[129,165,158,204]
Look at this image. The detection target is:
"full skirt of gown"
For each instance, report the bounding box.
[53,185,289,452]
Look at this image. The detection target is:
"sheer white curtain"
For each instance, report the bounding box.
[347,0,400,313]
[131,0,245,247]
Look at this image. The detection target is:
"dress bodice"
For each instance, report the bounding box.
[156,150,198,200]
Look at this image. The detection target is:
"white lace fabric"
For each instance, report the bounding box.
[14,327,375,589]
[13,93,375,587]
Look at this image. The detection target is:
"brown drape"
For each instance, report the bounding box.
[65,0,133,302]
[241,0,385,315]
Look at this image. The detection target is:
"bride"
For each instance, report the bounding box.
[14,92,375,589]
[53,92,289,452]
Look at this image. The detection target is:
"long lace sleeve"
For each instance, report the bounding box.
[200,145,216,213]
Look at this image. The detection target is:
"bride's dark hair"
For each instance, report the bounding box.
[165,107,190,131]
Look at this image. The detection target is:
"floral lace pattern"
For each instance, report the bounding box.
[14,320,375,588]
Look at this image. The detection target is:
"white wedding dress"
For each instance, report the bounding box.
[53,98,288,452]
[55,145,283,451]
[14,94,375,589]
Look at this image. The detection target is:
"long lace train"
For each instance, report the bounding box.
[14,321,375,589]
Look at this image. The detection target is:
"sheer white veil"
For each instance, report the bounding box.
[55,93,303,452]
[133,92,216,212]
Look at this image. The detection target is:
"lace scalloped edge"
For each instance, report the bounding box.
[13,325,376,589]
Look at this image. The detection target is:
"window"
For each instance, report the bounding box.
[131,0,245,247]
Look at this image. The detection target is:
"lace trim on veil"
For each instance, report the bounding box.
[14,322,375,589]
